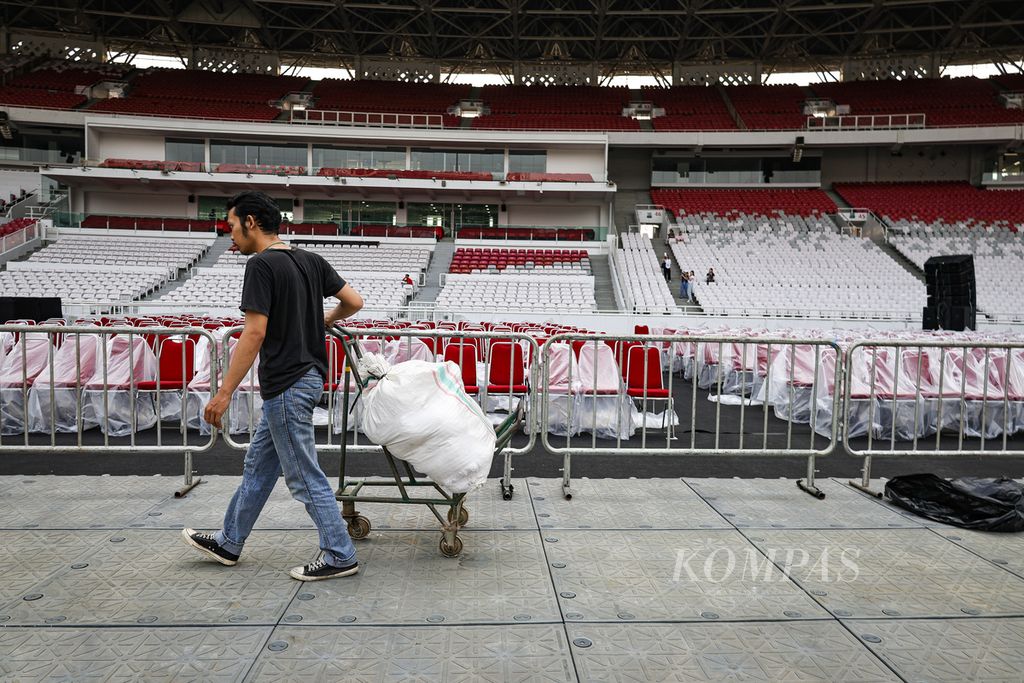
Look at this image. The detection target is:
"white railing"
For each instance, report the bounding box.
[806,113,926,130]
[291,109,445,128]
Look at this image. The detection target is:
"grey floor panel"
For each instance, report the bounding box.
[750,529,1024,618]
[685,478,921,529]
[544,529,830,622]
[282,530,561,625]
[569,622,899,682]
[0,475,175,528]
[933,529,1024,579]
[245,624,576,682]
[528,478,730,530]
[130,476,317,530]
[349,477,535,531]
[829,477,954,528]
[0,626,270,682]
[0,530,109,607]
[0,529,322,625]
[853,618,1024,683]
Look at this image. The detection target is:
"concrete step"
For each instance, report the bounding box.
[144,234,233,300]
[412,241,457,304]
[589,253,619,311]
[875,238,927,284]
[656,235,705,312]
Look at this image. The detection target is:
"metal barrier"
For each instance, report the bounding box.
[0,325,219,496]
[220,327,540,499]
[539,332,843,499]
[842,338,1024,496]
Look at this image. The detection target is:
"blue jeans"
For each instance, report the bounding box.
[216,368,356,567]
[680,282,689,299]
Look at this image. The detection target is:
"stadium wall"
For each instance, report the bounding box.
[821,145,982,185]
[92,130,166,162]
[83,191,191,217]
[506,204,603,227]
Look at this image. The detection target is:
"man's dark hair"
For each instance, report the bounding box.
[226,191,281,236]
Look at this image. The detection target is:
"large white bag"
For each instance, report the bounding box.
[358,354,496,494]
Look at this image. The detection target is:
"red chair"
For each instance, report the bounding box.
[486,341,529,397]
[623,345,673,432]
[443,343,480,395]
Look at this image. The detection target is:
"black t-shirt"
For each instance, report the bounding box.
[239,247,344,399]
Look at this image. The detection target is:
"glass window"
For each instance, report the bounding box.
[199,196,294,222]
[312,146,405,171]
[508,151,546,174]
[165,138,205,163]
[210,140,307,167]
[407,202,496,229]
[410,149,502,173]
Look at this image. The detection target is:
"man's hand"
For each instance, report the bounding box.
[203,390,232,430]
[325,312,337,329]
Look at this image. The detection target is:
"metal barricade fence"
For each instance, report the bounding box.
[220,327,541,497]
[0,325,219,496]
[842,338,1024,496]
[539,333,843,499]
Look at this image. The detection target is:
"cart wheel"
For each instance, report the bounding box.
[500,480,514,500]
[447,506,469,526]
[348,516,371,540]
[439,535,463,558]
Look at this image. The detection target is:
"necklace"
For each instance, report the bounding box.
[262,240,288,253]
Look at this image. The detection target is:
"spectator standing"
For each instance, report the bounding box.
[706,268,716,284]
[662,253,672,282]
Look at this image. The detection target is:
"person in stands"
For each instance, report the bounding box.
[402,274,414,286]
[662,253,672,282]
[182,190,365,582]
[706,267,716,284]
[679,270,690,300]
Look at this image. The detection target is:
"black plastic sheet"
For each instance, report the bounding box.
[885,473,1024,532]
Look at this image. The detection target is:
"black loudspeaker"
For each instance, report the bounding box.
[923,254,976,331]
[0,296,63,322]
[398,201,405,210]
[922,306,939,330]
[500,204,507,212]
[294,199,301,207]
[187,194,195,203]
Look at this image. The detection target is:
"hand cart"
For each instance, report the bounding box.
[330,326,523,557]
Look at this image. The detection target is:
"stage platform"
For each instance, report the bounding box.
[2,475,1024,681]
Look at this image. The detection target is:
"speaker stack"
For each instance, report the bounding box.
[922,254,976,331]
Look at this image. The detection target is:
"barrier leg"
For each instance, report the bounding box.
[175,449,203,498]
[561,451,573,499]
[848,454,882,497]
[797,454,825,499]
[501,449,514,500]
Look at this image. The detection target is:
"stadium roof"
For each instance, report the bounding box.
[2,0,1023,79]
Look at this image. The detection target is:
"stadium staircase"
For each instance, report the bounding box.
[589,255,618,311]
[717,84,746,129]
[411,241,456,304]
[140,233,232,301]
[873,231,927,284]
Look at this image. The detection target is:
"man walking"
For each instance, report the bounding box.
[182,190,365,581]
[662,253,672,282]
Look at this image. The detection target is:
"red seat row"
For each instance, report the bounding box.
[811,77,1024,128]
[833,182,1024,228]
[650,188,837,218]
[0,87,86,110]
[317,168,493,181]
[1,218,37,236]
[472,113,640,130]
[88,97,281,121]
[100,159,203,172]
[351,225,442,239]
[215,164,306,176]
[505,172,594,182]
[81,215,217,232]
[449,247,588,273]
[457,227,595,241]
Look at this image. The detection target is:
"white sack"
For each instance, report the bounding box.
[358,355,496,494]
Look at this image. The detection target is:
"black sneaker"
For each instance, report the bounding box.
[181,528,239,566]
[289,556,359,582]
